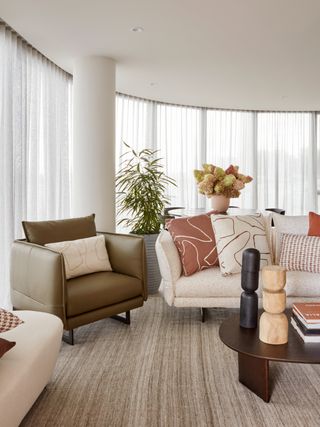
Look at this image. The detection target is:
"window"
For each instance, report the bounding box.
[116,93,318,215]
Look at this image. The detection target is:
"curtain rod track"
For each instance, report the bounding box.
[117,92,320,114]
[0,18,72,78]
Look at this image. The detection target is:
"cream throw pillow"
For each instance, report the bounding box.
[211,213,272,275]
[46,235,112,279]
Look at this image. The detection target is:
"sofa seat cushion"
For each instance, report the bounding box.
[67,271,142,317]
[174,267,320,300]
[175,267,246,298]
[286,271,320,297]
[0,311,63,427]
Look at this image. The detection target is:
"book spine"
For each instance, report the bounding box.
[292,305,320,324]
[291,318,320,343]
[292,313,320,335]
[292,309,320,328]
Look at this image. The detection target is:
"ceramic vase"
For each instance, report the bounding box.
[210,195,230,213]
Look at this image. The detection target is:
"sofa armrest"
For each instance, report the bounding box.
[101,232,147,300]
[155,230,182,284]
[10,240,67,322]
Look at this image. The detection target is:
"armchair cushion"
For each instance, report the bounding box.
[46,235,112,279]
[22,214,96,245]
[66,271,143,317]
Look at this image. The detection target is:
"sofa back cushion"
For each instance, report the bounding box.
[280,233,320,274]
[166,213,219,276]
[308,212,320,237]
[45,235,112,279]
[211,213,272,275]
[22,214,96,245]
[272,213,308,264]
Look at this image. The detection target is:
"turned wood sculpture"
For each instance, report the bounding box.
[240,248,260,328]
[259,265,288,345]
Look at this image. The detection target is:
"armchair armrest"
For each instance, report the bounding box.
[10,240,67,322]
[100,232,147,300]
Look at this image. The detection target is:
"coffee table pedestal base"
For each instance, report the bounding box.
[238,353,270,402]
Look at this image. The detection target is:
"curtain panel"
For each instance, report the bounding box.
[116,94,318,216]
[0,23,72,308]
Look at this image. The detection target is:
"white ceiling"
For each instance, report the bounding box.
[1,0,320,111]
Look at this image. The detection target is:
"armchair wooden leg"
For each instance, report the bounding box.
[111,311,131,325]
[200,308,207,323]
[63,329,74,345]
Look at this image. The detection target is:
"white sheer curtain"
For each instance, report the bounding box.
[116,93,318,216]
[206,110,256,208]
[157,103,203,209]
[0,23,72,308]
[257,112,317,214]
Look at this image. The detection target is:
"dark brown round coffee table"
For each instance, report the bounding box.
[219,310,320,402]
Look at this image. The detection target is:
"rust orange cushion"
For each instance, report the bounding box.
[166,213,219,276]
[0,338,15,358]
[308,212,320,237]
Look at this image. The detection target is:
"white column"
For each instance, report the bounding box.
[72,56,115,232]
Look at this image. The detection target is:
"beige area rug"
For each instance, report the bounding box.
[22,296,320,427]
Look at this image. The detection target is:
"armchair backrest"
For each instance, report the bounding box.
[22,214,96,245]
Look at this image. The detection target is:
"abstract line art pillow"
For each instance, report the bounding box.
[46,235,112,279]
[211,213,272,275]
[166,214,219,276]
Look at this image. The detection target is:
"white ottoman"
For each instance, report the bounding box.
[0,310,63,427]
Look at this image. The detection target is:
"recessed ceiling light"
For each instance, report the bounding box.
[131,26,144,33]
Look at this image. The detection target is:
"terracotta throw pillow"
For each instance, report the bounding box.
[166,214,219,276]
[280,233,320,273]
[308,211,320,237]
[0,338,15,358]
[0,309,24,333]
[211,213,272,275]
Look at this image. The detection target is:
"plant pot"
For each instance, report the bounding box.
[143,233,162,295]
[210,195,230,213]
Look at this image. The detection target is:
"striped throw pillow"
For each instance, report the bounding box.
[279,233,320,273]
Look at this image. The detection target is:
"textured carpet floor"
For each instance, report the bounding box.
[22,296,320,427]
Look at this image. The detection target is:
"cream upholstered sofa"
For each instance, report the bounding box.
[0,311,63,427]
[155,212,320,311]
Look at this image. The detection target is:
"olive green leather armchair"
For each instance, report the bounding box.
[11,231,147,345]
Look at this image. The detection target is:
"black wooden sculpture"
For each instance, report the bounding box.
[240,248,260,328]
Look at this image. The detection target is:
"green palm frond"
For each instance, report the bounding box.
[116,143,176,234]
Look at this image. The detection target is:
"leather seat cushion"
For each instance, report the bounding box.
[66,271,142,317]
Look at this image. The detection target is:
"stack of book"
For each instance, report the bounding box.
[291,303,320,343]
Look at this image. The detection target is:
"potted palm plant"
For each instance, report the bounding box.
[116,143,176,294]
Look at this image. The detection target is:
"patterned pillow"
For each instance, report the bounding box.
[211,213,272,275]
[0,338,16,358]
[272,213,308,264]
[166,214,219,276]
[279,233,320,273]
[0,309,24,333]
[46,234,112,279]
